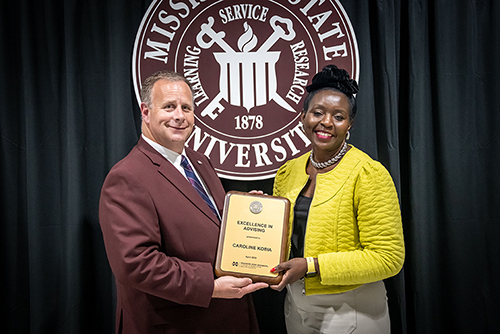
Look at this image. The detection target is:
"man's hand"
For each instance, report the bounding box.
[212,276,268,299]
[249,190,265,195]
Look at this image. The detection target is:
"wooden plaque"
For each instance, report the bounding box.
[215,191,290,284]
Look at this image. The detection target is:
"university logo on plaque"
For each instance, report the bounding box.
[133,0,359,180]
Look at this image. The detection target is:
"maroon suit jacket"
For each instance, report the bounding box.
[99,137,259,334]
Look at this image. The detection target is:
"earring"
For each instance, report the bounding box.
[346,131,350,140]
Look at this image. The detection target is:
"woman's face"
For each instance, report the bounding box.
[301,90,352,158]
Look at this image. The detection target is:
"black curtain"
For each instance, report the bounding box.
[1,1,499,333]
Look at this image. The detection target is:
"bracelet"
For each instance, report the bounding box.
[305,257,317,278]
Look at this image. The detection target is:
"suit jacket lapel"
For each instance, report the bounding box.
[137,138,221,226]
[186,150,225,215]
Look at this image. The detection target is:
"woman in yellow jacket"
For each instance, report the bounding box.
[270,65,405,334]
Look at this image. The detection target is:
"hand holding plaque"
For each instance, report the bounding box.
[215,191,290,284]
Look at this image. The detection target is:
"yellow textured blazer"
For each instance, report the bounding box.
[273,145,405,295]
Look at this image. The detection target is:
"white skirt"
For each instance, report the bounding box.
[285,280,390,334]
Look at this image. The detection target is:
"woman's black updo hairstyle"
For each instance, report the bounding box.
[303,64,358,120]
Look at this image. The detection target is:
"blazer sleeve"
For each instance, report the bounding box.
[319,161,405,285]
[99,165,215,308]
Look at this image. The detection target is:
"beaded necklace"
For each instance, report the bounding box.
[309,142,348,169]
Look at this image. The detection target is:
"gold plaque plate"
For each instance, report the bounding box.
[215,191,290,284]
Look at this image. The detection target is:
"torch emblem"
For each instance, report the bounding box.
[197,15,297,120]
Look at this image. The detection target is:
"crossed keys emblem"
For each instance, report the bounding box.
[196,15,297,120]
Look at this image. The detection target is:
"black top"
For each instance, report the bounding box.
[290,194,313,259]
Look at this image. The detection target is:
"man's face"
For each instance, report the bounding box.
[141,79,194,154]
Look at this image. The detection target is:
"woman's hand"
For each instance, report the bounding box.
[269,258,308,291]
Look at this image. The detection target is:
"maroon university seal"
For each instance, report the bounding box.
[133,0,359,180]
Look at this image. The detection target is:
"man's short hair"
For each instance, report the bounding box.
[140,70,194,107]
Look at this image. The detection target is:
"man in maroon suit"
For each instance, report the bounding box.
[99,70,267,334]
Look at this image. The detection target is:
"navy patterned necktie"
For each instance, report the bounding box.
[180,155,220,220]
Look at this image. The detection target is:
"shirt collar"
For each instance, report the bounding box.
[141,134,185,166]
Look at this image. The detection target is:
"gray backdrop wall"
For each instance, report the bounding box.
[1,0,499,333]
